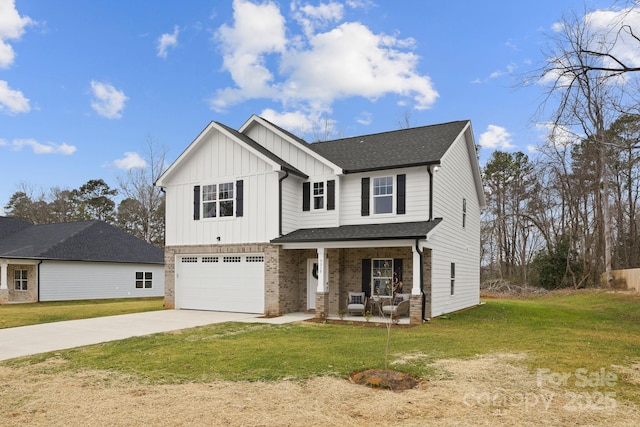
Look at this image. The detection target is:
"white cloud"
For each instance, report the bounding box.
[536,122,580,148]
[157,25,179,59]
[292,1,344,37]
[114,152,147,170]
[0,0,33,68]
[8,138,76,155]
[90,80,128,119]
[356,111,372,125]
[479,125,514,150]
[260,108,317,134]
[585,7,640,72]
[0,79,29,114]
[210,0,438,119]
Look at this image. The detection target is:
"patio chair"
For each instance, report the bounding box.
[381,293,411,318]
[347,292,367,316]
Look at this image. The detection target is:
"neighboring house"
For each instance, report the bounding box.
[0,218,164,303]
[155,115,485,324]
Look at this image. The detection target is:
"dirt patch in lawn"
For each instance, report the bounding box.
[1,353,638,426]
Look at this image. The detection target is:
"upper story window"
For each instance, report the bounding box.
[373,176,393,214]
[203,182,234,218]
[14,269,27,291]
[303,180,335,212]
[362,174,405,217]
[313,182,324,209]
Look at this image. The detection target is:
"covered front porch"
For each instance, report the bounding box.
[270,221,441,325]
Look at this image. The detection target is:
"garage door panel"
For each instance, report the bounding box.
[176,254,264,313]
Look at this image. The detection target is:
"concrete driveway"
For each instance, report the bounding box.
[0,310,314,361]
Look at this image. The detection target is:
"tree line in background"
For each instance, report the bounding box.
[483,4,640,289]
[3,139,166,247]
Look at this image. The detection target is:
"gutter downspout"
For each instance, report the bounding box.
[278,170,290,237]
[416,239,428,322]
[37,260,43,302]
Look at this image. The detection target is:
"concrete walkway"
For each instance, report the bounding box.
[0,310,315,361]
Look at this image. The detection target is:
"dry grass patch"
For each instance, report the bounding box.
[1,353,638,426]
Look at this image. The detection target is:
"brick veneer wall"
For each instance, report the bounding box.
[164,243,432,325]
[6,264,38,303]
[164,243,274,310]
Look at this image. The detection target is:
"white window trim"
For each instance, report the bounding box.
[313,181,325,211]
[372,175,395,215]
[202,181,235,219]
[14,269,28,291]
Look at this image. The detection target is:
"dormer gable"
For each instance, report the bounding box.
[239,115,343,176]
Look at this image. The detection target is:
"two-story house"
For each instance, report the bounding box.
[155,115,485,324]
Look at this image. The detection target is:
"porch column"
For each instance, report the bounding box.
[316,247,327,292]
[0,261,7,290]
[411,245,421,295]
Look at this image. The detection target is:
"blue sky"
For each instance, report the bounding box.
[0,0,631,213]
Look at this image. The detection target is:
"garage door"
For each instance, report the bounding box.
[175,254,265,313]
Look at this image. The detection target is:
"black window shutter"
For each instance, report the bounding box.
[236,180,244,217]
[394,258,403,283]
[361,177,370,216]
[362,258,371,296]
[302,182,311,211]
[327,180,335,211]
[193,185,200,220]
[397,174,406,215]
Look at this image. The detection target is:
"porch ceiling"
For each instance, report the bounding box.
[271,219,442,247]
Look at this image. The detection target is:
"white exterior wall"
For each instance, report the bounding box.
[244,124,335,176]
[340,167,430,226]
[428,131,481,316]
[163,129,280,245]
[39,261,164,301]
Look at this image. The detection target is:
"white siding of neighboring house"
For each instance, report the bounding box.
[428,130,481,316]
[39,261,164,301]
[163,129,280,245]
[339,167,430,226]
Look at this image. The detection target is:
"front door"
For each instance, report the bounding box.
[306,259,318,310]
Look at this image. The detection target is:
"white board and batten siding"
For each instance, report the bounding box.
[39,261,164,302]
[163,128,280,246]
[428,131,481,316]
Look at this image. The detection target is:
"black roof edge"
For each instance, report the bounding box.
[271,235,427,244]
[344,161,442,174]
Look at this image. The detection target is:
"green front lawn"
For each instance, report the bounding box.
[0,298,164,328]
[6,290,640,403]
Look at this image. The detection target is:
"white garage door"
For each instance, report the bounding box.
[175,253,265,313]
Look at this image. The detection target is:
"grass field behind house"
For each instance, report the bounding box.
[0,298,164,329]
[5,290,640,403]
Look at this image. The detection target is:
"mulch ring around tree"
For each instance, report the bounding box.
[349,369,420,391]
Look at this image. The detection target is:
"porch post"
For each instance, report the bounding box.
[316,247,327,292]
[411,245,421,295]
[0,261,7,290]
[0,260,7,304]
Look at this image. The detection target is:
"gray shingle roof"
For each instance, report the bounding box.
[309,120,469,173]
[271,219,442,243]
[0,218,163,264]
[0,216,31,240]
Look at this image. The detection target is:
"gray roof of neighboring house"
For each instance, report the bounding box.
[0,218,164,264]
[309,120,469,173]
[0,216,32,240]
[216,121,308,179]
[271,219,442,243]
